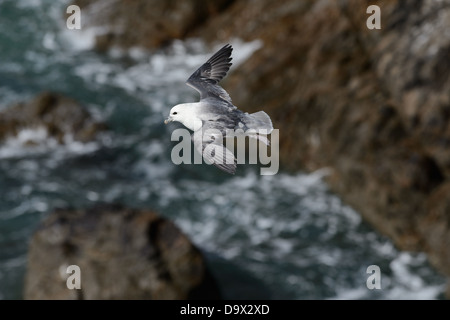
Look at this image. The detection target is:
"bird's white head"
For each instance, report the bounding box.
[164,103,202,131]
[164,104,184,125]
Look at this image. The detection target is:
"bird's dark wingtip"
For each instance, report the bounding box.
[212,44,233,60]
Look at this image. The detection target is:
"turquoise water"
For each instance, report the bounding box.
[0,0,446,299]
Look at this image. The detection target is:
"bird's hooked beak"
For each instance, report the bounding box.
[164,116,172,125]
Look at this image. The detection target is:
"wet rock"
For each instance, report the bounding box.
[24,204,221,300]
[422,182,450,275]
[0,92,106,144]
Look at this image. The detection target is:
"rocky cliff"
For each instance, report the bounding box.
[76,0,450,291]
[24,204,221,299]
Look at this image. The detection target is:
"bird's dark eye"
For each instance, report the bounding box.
[173,112,178,115]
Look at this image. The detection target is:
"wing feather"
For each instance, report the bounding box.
[186,44,233,103]
[191,122,237,175]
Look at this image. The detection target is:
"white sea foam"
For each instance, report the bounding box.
[0,127,56,158]
[0,127,100,159]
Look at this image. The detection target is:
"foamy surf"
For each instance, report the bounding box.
[0,127,101,159]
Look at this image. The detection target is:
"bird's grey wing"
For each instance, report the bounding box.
[192,122,237,175]
[186,44,233,103]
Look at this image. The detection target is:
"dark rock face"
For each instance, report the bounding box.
[24,204,221,300]
[0,92,106,144]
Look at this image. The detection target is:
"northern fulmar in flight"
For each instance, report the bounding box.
[164,44,273,174]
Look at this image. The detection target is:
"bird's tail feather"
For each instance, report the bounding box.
[246,111,273,133]
[239,111,273,146]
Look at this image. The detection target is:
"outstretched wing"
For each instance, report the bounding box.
[186,44,233,103]
[191,122,237,175]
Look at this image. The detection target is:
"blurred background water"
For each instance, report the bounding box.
[0,0,446,299]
